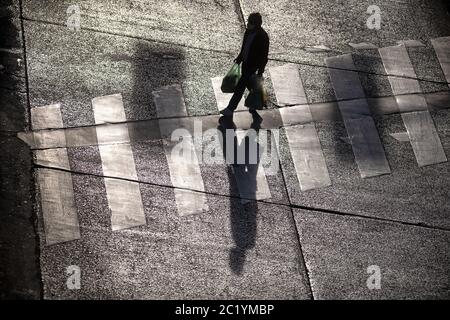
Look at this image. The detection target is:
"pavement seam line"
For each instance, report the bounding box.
[18,0,44,300]
[275,134,315,299]
[21,17,450,87]
[32,164,450,234]
[235,0,247,29]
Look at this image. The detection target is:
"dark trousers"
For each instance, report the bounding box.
[227,65,257,111]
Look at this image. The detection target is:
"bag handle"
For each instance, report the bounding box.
[230,63,240,74]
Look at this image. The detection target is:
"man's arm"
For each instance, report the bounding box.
[234,31,248,64]
[234,53,243,64]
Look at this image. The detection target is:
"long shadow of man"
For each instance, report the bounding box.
[217,112,263,275]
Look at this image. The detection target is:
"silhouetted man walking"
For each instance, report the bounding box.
[220,12,269,117]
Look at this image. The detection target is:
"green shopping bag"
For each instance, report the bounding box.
[245,75,268,110]
[221,63,241,93]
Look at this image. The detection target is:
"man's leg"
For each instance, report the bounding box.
[245,74,263,116]
[227,71,252,111]
[221,68,255,115]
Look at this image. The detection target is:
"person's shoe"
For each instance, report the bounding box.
[218,116,236,130]
[220,107,234,117]
[249,108,262,119]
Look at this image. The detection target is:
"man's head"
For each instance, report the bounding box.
[247,12,262,30]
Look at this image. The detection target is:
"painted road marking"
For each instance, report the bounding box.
[98,143,139,180]
[269,64,331,190]
[431,36,450,89]
[389,132,410,142]
[92,94,146,230]
[152,84,191,118]
[348,42,378,50]
[212,83,272,203]
[379,45,447,167]
[233,130,272,204]
[279,106,331,191]
[18,90,450,150]
[396,40,425,48]
[31,103,64,130]
[153,84,208,216]
[38,169,80,245]
[31,104,80,245]
[211,77,246,111]
[32,105,72,169]
[326,54,391,178]
[269,64,307,106]
[304,45,331,53]
[35,148,71,171]
[103,178,147,231]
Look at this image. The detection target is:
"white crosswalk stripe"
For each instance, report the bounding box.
[31,104,80,245]
[153,84,209,216]
[212,80,272,202]
[396,40,425,48]
[326,54,391,178]
[269,64,308,106]
[348,42,378,50]
[211,77,246,111]
[279,106,332,191]
[379,45,447,167]
[233,130,272,204]
[269,64,331,191]
[18,38,450,242]
[92,94,147,231]
[31,103,65,130]
[432,37,450,89]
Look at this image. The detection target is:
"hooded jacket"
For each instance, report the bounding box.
[235,26,269,75]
